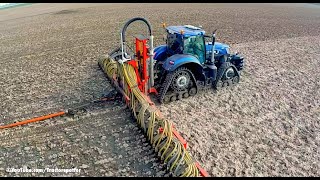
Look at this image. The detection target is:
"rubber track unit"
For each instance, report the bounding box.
[158,67,197,104]
[214,62,240,89]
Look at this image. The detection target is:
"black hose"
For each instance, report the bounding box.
[121,17,152,43]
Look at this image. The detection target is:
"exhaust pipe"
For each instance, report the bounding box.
[149,35,154,88]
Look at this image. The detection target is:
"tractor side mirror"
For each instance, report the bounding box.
[210,29,218,63]
[212,29,217,46]
[213,29,218,35]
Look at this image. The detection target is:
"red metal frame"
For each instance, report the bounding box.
[159,126,187,149]
[148,87,158,95]
[158,126,209,177]
[172,129,188,149]
[134,36,149,94]
[130,36,159,96]
[196,162,209,177]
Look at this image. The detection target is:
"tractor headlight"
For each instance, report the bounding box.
[225,48,230,55]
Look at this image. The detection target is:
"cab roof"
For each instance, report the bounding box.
[166,25,205,37]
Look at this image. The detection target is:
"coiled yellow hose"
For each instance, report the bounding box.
[98,55,201,177]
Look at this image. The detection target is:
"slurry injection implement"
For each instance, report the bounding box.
[98,17,244,177]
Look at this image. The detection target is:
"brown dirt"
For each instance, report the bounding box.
[0,3,319,177]
[159,36,320,176]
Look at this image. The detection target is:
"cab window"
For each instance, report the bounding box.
[183,35,205,63]
[167,33,183,55]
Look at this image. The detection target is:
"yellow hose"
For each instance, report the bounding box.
[170,142,182,171]
[99,56,200,177]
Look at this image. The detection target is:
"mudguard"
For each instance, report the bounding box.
[230,54,245,71]
[162,54,203,72]
[154,45,167,61]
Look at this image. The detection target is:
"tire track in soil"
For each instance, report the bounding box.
[0,102,167,177]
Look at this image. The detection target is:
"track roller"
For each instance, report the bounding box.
[170,95,177,102]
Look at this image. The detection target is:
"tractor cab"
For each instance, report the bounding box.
[165,25,206,64]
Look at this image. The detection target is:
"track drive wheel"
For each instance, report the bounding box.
[171,67,192,92]
[215,63,240,90]
[158,66,197,104]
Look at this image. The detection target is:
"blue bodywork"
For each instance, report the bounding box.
[154,40,230,71]
[162,54,202,71]
[154,45,167,61]
[154,25,233,71]
[154,42,229,61]
[205,42,230,58]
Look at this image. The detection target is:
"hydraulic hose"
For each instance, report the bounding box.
[121,17,152,43]
[0,111,65,129]
[0,96,118,130]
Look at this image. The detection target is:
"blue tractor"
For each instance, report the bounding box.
[153,24,244,103]
[105,18,244,104]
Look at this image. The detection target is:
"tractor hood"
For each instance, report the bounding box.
[154,41,231,62]
[206,42,230,55]
[214,42,230,50]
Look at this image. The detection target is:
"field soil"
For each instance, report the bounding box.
[0,3,319,177]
